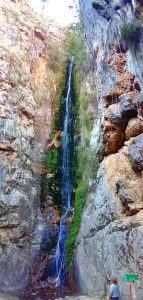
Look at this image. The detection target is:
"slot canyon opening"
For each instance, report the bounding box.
[20,58,77,300]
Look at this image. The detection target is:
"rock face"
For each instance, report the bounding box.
[0,1,65,291]
[75,0,143,299]
[74,150,143,299]
[128,134,143,172]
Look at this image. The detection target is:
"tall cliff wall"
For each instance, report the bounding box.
[74,1,143,299]
[0,1,65,291]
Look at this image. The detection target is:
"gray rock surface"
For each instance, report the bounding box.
[74,158,143,300]
[0,1,62,291]
[128,134,143,172]
[109,95,137,128]
[76,1,143,299]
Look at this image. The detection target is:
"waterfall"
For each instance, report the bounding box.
[54,57,74,285]
[41,57,74,286]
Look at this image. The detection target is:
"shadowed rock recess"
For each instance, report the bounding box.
[73,0,143,300]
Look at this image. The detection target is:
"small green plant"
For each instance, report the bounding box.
[66,181,86,267]
[41,146,62,208]
[120,22,142,46]
[44,147,60,172]
[0,201,8,217]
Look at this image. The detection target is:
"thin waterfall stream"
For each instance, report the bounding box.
[54,56,74,285]
[40,57,74,287]
[16,58,78,300]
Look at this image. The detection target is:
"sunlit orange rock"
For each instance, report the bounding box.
[125,118,143,140]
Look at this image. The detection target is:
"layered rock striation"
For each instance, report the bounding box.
[0,0,65,291]
[74,0,143,299]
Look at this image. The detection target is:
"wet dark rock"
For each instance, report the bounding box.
[115,179,124,193]
[40,227,57,255]
[119,189,134,206]
[128,133,143,171]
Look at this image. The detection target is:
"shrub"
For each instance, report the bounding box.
[44,147,60,172]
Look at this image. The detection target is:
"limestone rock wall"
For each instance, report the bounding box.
[0,1,65,291]
[75,1,143,299]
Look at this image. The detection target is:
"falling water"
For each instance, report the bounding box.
[54,57,74,285]
[41,57,74,287]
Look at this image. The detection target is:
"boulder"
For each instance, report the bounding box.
[125,118,143,140]
[109,109,124,127]
[105,95,138,154]
[109,95,137,127]
[104,120,124,154]
[119,94,137,119]
[104,104,125,154]
[128,133,143,171]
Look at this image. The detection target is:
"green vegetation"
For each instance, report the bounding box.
[0,201,8,217]
[66,24,86,96]
[41,122,62,209]
[51,81,65,131]
[40,43,67,209]
[40,48,67,209]
[66,182,86,266]
[65,142,102,267]
[65,25,87,267]
[44,147,60,172]
[120,22,142,46]
[65,25,98,267]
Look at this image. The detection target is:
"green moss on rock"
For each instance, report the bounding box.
[66,182,86,267]
[120,22,142,46]
[0,202,8,217]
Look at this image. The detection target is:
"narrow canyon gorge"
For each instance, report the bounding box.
[0,0,143,300]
